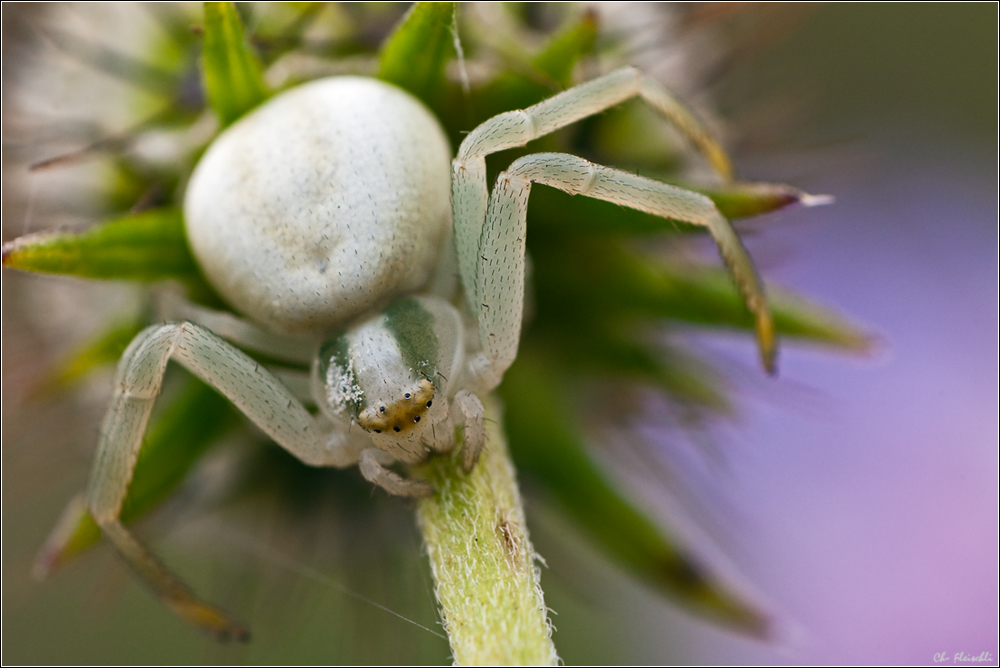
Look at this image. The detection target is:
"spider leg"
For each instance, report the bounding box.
[453,390,485,472]
[453,67,731,309]
[465,153,775,388]
[155,287,317,365]
[455,66,731,180]
[452,67,775,379]
[409,390,483,472]
[359,448,433,498]
[87,322,365,639]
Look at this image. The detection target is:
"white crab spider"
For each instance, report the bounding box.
[85,69,774,639]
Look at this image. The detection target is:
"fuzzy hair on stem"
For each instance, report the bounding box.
[415,395,558,666]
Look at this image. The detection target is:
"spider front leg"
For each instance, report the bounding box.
[87,322,366,640]
[454,390,486,471]
[358,448,434,497]
[453,68,776,378]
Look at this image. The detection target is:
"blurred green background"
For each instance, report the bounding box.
[3,3,996,664]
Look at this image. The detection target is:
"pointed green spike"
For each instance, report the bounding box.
[35,376,241,576]
[1,208,204,283]
[531,11,598,88]
[42,319,147,392]
[529,237,872,352]
[378,2,456,105]
[467,11,599,127]
[32,494,99,580]
[692,181,834,220]
[500,346,771,637]
[527,180,828,237]
[642,263,873,352]
[202,1,269,126]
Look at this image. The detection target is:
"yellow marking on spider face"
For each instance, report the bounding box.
[358,378,435,435]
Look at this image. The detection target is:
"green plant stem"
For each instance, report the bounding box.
[415,395,558,666]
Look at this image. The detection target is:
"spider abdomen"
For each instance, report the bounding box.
[185,77,452,334]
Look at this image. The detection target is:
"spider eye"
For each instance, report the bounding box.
[413,416,420,423]
[380,406,386,413]
[404,393,411,399]
[393,426,401,432]
[374,429,381,434]
[426,400,432,407]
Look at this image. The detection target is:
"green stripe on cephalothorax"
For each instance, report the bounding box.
[317,333,365,419]
[382,297,440,389]
[357,298,440,436]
